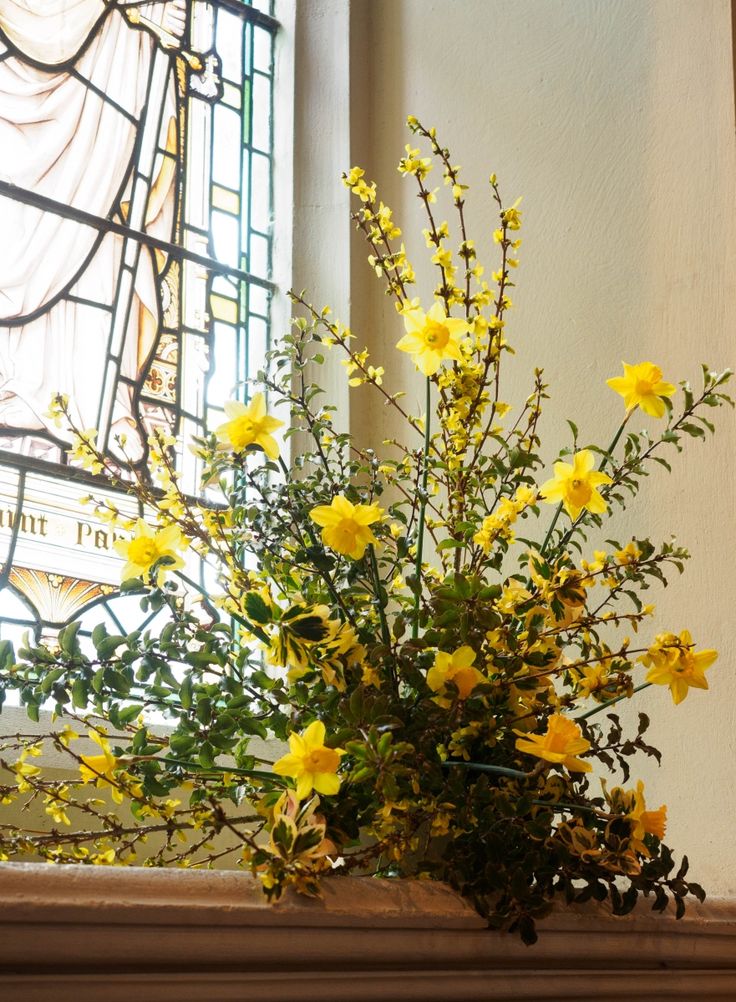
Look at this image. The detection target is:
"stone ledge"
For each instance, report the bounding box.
[1,862,735,1001]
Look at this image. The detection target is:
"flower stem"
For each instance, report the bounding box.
[575,681,651,721]
[368,544,391,648]
[412,377,432,640]
[598,411,633,473]
[539,502,563,557]
[531,799,600,814]
[441,760,530,780]
[143,756,283,783]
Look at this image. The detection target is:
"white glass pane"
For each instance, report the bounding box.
[212,273,238,298]
[208,324,239,404]
[253,26,272,73]
[249,285,268,316]
[250,154,271,232]
[211,209,240,267]
[212,105,242,189]
[249,234,269,278]
[251,73,271,152]
[248,316,269,369]
[216,10,243,81]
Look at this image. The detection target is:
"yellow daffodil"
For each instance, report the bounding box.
[115,521,185,585]
[626,780,667,855]
[396,302,471,376]
[114,518,185,584]
[79,732,125,805]
[309,495,383,560]
[540,449,612,521]
[215,393,284,459]
[606,362,676,418]
[272,720,344,800]
[640,629,717,704]
[514,714,592,772]
[427,646,486,704]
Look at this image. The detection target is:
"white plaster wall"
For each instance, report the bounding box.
[342,0,736,893]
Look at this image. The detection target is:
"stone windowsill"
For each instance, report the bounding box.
[1,862,735,1001]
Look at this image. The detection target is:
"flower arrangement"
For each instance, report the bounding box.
[0,118,730,943]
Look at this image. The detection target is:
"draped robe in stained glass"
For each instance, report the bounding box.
[0,1,181,460]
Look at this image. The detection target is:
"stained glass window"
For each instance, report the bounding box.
[0,0,278,642]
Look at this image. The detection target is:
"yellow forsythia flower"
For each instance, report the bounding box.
[427,646,486,704]
[540,449,612,521]
[606,362,676,418]
[79,732,124,805]
[215,393,284,459]
[615,541,642,565]
[514,714,592,773]
[639,629,717,704]
[114,518,185,584]
[572,664,611,699]
[272,720,344,801]
[68,429,104,474]
[501,197,522,230]
[343,166,376,202]
[396,301,471,376]
[309,495,383,560]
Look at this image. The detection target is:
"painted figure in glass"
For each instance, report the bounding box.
[0,0,186,461]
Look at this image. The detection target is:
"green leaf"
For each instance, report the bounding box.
[168,732,195,755]
[196,696,213,725]
[39,667,66,694]
[179,673,194,710]
[96,635,127,659]
[251,669,275,690]
[198,741,215,769]
[680,422,705,439]
[91,667,106,694]
[91,625,108,649]
[245,592,271,624]
[71,677,89,709]
[117,704,143,724]
[59,621,82,656]
[437,538,464,550]
[0,640,13,673]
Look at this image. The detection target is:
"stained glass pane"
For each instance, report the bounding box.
[0,0,278,644]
